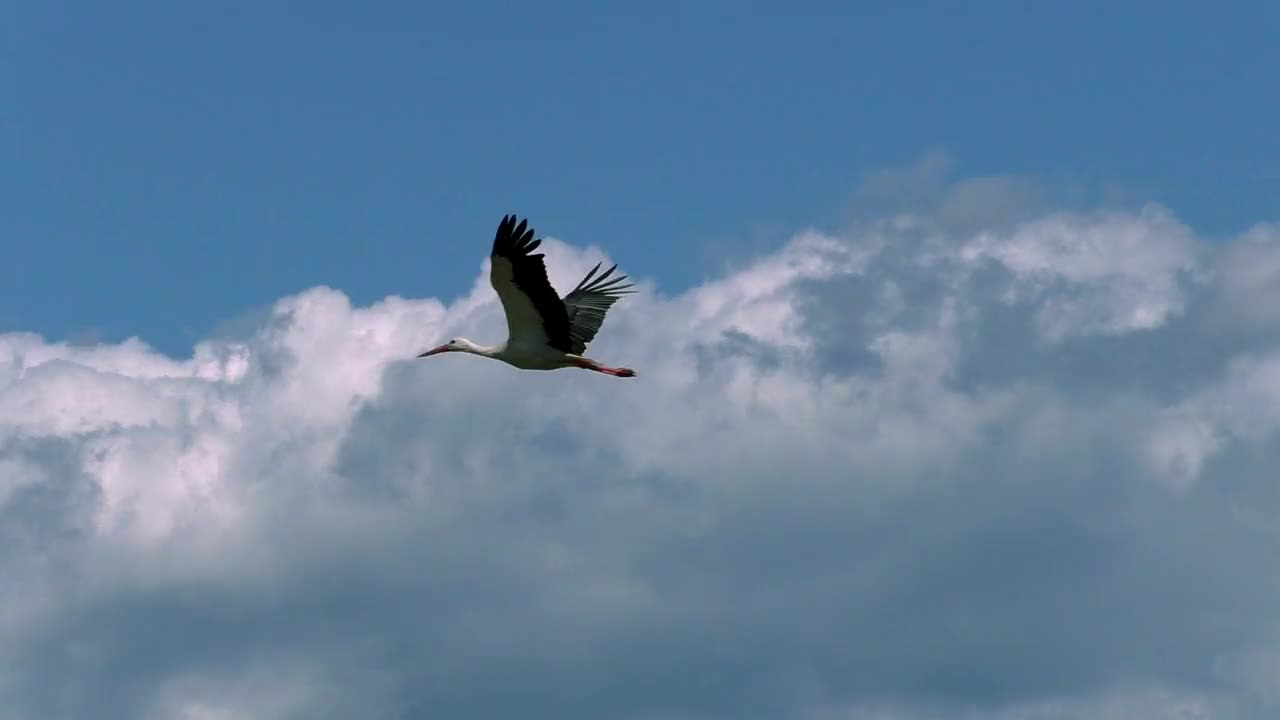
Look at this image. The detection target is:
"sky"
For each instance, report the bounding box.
[4,3,1280,719]
[4,1,1278,355]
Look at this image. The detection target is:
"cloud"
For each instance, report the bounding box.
[3,173,1280,719]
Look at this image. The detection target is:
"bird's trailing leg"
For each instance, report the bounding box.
[570,358,637,378]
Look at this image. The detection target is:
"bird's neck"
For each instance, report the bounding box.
[457,339,501,357]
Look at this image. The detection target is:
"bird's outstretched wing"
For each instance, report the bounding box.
[561,262,635,355]
[489,215,573,350]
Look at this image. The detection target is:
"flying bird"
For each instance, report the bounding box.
[417,214,638,377]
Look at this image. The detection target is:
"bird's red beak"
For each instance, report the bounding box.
[417,344,451,358]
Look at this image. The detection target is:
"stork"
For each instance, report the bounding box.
[417,214,638,377]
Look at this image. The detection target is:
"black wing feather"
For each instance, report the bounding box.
[490,214,573,351]
[562,261,636,355]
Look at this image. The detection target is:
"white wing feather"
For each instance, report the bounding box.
[489,256,554,347]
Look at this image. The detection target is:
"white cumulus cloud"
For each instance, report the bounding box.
[3,174,1280,719]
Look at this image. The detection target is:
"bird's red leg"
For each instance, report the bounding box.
[571,358,637,378]
[600,365,637,378]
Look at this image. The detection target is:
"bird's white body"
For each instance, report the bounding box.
[417,214,637,378]
[447,338,587,371]
[503,343,587,370]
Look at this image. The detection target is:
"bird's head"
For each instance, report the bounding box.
[417,337,476,358]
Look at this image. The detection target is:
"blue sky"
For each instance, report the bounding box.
[3,1,1277,356]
